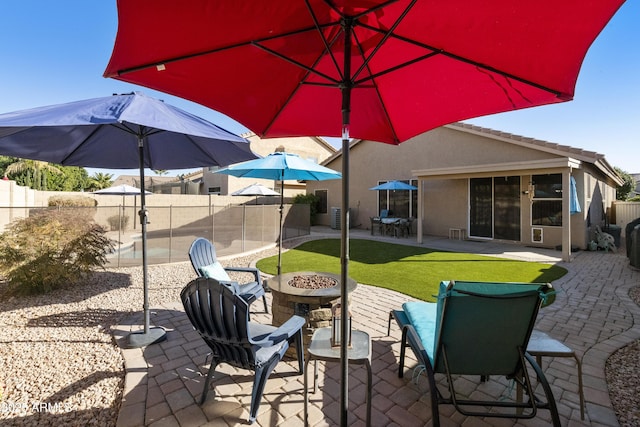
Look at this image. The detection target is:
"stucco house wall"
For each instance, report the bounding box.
[307,123,621,260]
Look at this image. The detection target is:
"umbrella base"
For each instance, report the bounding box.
[126,327,167,348]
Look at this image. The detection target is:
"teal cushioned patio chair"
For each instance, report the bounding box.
[189,237,268,313]
[181,277,305,424]
[389,280,560,426]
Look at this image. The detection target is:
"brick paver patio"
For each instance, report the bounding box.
[113,229,640,426]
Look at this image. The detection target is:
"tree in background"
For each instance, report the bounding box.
[615,167,635,201]
[0,155,14,178]
[4,158,62,190]
[46,166,91,191]
[88,172,114,191]
[0,156,92,191]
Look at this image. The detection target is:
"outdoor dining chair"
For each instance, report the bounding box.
[181,277,305,424]
[389,280,560,426]
[189,237,268,313]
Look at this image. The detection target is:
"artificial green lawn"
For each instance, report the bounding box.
[256,238,567,302]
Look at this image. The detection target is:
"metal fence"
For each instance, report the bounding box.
[0,203,311,267]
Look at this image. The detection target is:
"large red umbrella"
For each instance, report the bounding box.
[104,1,623,423]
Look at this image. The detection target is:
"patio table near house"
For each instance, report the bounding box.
[371,217,411,238]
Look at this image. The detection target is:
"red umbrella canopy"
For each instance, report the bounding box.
[104,0,623,144]
[104,2,624,422]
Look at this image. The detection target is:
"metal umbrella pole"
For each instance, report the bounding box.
[127,134,166,348]
[277,177,284,275]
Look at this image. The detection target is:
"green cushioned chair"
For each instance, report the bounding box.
[389,280,560,426]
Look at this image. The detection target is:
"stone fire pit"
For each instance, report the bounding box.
[267,271,357,356]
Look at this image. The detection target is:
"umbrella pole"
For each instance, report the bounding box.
[277,179,284,275]
[127,136,166,348]
[339,17,353,427]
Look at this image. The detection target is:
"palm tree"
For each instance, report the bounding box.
[88,172,114,191]
[5,159,62,190]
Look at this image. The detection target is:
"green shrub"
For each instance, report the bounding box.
[48,195,97,207]
[0,209,115,295]
[293,193,320,225]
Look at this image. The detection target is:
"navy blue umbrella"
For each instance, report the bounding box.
[0,92,257,347]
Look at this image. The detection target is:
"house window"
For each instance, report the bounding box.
[377,179,418,218]
[208,186,221,195]
[531,174,562,226]
[315,189,328,214]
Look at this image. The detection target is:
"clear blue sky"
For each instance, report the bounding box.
[1,1,638,178]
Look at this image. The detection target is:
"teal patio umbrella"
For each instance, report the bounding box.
[369,180,418,191]
[217,151,341,274]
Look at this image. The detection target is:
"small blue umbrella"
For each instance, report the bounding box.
[217,151,341,274]
[0,92,257,347]
[369,180,417,191]
[570,176,581,214]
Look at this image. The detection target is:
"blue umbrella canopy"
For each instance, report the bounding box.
[217,151,341,274]
[0,92,257,348]
[369,180,417,191]
[0,91,254,169]
[570,176,581,214]
[217,151,341,181]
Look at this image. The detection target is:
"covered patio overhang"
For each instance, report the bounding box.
[412,157,583,262]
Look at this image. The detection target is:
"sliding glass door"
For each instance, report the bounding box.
[470,178,493,238]
[494,176,521,240]
[469,177,521,240]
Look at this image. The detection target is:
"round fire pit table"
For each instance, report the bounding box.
[268,271,357,357]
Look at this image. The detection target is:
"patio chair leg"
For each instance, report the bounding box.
[249,355,281,424]
[200,360,218,404]
[525,353,561,427]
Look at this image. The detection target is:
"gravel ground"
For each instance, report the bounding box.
[0,245,278,427]
[0,243,638,426]
[605,285,640,427]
